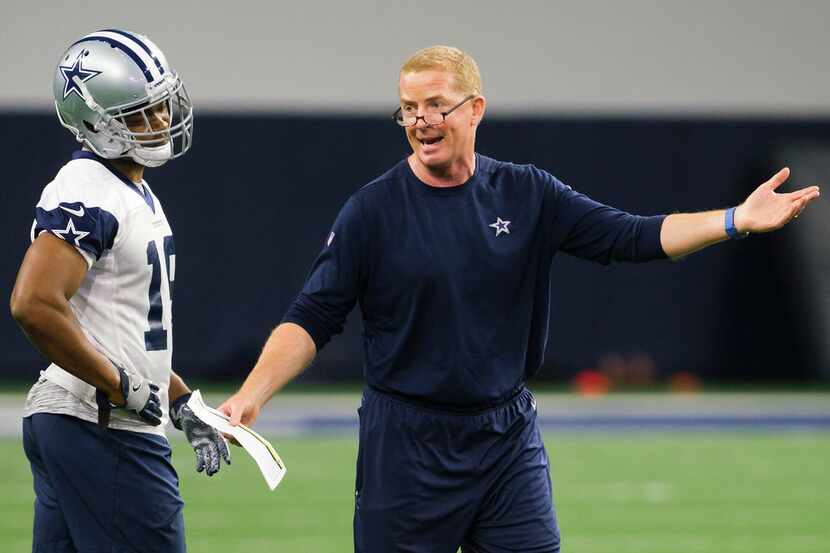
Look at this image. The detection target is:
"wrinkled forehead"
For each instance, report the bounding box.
[398,68,462,102]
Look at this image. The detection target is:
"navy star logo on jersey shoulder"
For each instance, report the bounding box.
[52,217,90,247]
[58,53,102,100]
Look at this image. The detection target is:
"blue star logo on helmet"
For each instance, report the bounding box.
[58,52,102,100]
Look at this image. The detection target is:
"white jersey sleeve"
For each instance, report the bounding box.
[31,158,127,267]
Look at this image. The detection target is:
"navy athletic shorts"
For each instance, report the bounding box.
[353,387,560,553]
[22,413,185,553]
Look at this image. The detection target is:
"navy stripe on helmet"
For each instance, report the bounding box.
[98,29,165,76]
[71,36,155,82]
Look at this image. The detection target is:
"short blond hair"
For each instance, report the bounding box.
[400,45,482,96]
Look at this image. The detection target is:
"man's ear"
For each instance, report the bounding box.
[471,95,486,126]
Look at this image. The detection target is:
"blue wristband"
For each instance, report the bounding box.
[724,207,748,240]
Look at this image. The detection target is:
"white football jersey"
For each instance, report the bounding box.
[23,150,176,435]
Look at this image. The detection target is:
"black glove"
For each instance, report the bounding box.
[96,365,162,428]
[170,393,231,476]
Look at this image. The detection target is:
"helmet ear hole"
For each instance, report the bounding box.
[83,120,97,133]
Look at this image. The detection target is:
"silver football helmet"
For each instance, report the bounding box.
[53,29,193,167]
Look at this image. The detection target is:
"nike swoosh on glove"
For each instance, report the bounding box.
[117,366,162,426]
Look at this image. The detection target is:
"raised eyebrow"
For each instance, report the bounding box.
[400,95,448,106]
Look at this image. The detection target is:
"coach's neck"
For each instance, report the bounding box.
[408,152,476,188]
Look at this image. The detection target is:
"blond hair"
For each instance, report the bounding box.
[400,45,482,96]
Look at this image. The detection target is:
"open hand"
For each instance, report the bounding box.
[217,392,262,446]
[169,394,231,475]
[181,404,231,475]
[734,168,820,233]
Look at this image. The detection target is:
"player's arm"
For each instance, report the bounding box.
[10,233,161,424]
[168,371,191,404]
[10,233,122,401]
[661,168,820,259]
[219,322,317,428]
[168,371,231,476]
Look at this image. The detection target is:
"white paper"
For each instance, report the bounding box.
[186,390,287,490]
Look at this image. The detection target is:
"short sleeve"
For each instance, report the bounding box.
[31,171,122,268]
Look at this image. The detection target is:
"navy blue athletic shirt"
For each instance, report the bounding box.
[284,154,666,409]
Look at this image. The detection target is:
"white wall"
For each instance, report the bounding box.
[3,0,830,114]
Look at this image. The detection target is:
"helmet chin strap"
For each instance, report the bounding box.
[129,142,172,167]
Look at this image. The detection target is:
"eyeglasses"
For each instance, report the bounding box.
[393,95,476,127]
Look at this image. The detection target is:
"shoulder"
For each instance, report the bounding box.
[336,159,411,220]
[33,158,129,265]
[476,154,568,194]
[39,157,130,218]
[352,160,408,202]
[323,161,411,237]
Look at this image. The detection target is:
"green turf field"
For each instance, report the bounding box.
[1,433,828,552]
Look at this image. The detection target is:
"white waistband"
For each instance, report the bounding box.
[41,364,97,404]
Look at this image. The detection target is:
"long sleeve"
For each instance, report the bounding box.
[282,195,367,351]
[546,172,667,264]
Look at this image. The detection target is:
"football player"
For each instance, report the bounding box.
[10,29,229,553]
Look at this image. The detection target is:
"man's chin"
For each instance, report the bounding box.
[416,150,450,173]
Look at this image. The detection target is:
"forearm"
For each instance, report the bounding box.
[660,210,730,259]
[169,371,192,404]
[11,295,121,401]
[238,322,317,409]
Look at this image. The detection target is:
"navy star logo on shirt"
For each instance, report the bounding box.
[489,217,511,237]
[52,218,90,247]
[58,54,102,100]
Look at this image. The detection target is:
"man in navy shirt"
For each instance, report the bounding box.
[220,46,819,552]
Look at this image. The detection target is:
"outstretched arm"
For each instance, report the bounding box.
[218,196,361,430]
[661,168,820,259]
[218,322,317,428]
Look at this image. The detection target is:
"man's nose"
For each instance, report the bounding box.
[150,111,170,131]
[414,116,430,129]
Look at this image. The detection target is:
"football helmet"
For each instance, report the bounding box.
[53,29,193,167]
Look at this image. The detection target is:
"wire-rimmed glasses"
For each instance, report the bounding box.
[393,95,476,127]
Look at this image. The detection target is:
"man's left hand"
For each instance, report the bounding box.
[170,394,231,476]
[734,167,820,233]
